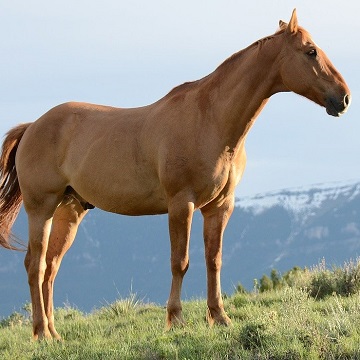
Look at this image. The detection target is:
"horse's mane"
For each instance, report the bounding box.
[218,28,287,70]
[166,26,310,98]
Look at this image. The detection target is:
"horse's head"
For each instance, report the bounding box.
[278,9,351,117]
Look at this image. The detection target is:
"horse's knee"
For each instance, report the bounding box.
[24,251,30,273]
[24,250,44,279]
[43,258,58,283]
[171,257,189,277]
[25,256,46,287]
[206,254,222,272]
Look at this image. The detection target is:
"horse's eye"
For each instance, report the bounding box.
[307,49,317,57]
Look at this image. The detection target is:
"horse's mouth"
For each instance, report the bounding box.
[325,95,351,117]
[326,105,342,117]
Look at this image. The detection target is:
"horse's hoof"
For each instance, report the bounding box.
[206,307,232,327]
[165,310,186,330]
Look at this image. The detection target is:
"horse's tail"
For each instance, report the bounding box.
[0,123,31,250]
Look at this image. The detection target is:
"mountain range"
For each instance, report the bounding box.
[1,179,360,317]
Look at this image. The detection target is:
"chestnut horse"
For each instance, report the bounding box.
[0,10,350,339]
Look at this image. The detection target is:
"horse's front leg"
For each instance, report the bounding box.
[201,197,234,326]
[166,199,194,329]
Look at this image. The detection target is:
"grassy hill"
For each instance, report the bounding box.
[2,261,360,359]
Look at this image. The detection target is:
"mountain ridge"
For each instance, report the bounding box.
[237,179,360,215]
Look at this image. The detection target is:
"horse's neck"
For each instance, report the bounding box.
[199,35,284,151]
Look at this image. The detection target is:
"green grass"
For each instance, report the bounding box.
[2,287,360,359]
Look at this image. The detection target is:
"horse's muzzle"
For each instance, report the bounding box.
[326,94,351,117]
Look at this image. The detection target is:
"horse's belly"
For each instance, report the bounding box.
[99,193,168,216]
[74,180,169,216]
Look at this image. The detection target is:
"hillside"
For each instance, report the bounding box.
[1,179,360,317]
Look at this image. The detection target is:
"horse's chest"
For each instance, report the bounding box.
[159,145,243,206]
[193,162,237,206]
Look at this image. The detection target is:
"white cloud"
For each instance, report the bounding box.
[342,222,360,236]
[305,226,329,240]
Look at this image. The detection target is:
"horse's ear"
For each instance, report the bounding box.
[286,8,298,34]
[278,20,287,31]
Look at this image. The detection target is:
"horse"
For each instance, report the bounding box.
[0,9,350,340]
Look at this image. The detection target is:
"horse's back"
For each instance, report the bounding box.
[16,102,169,215]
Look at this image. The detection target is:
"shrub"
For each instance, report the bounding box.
[0,312,28,328]
[0,302,32,328]
[309,258,360,299]
[257,259,360,300]
[259,267,310,293]
[271,269,282,289]
[260,274,273,292]
[235,282,248,294]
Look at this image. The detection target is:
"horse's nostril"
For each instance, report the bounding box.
[344,94,351,107]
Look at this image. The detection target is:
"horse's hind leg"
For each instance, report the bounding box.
[42,196,88,340]
[24,194,61,340]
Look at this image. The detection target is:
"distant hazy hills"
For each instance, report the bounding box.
[1,179,360,317]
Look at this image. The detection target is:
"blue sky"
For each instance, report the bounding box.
[1,1,359,197]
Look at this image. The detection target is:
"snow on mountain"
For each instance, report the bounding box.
[235,179,360,221]
[230,179,360,283]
